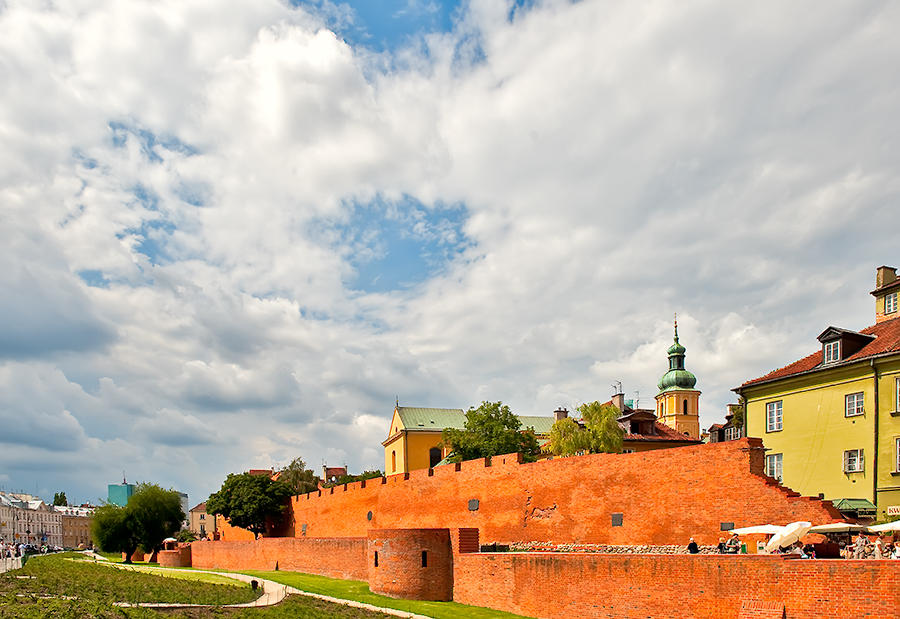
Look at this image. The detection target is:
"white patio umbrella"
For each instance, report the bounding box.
[868,520,900,533]
[162,537,178,543]
[765,521,812,552]
[808,523,870,534]
[728,525,783,536]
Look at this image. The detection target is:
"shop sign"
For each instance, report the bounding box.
[886,505,900,516]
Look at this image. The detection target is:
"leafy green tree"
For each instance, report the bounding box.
[206,473,293,539]
[92,504,136,560]
[128,484,186,555]
[176,529,198,543]
[52,492,68,506]
[578,401,624,453]
[324,470,384,488]
[90,483,184,563]
[549,401,624,456]
[730,401,745,429]
[441,401,542,463]
[277,457,320,495]
[548,417,594,455]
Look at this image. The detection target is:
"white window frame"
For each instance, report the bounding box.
[766,401,783,432]
[844,392,865,417]
[824,340,840,364]
[765,453,783,481]
[895,377,900,413]
[886,292,898,315]
[725,425,741,441]
[895,437,900,473]
[843,448,864,473]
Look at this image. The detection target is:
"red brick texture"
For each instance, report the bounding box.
[367,529,453,601]
[286,439,840,546]
[190,537,366,580]
[739,601,785,619]
[452,553,900,619]
[157,545,191,568]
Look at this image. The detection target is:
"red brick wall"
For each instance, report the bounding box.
[367,529,453,601]
[452,553,900,619]
[288,439,840,546]
[158,546,191,568]
[190,537,367,580]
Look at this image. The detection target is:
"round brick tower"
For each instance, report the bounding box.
[367,528,453,601]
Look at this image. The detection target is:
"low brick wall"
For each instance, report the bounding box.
[453,553,900,619]
[190,537,367,580]
[158,545,191,568]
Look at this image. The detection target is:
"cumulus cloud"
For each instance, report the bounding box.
[0,0,897,504]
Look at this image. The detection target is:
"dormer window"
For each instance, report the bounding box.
[887,292,898,315]
[824,340,840,363]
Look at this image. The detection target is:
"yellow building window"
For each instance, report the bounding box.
[895,437,900,473]
[843,449,864,473]
[766,401,783,432]
[844,392,864,417]
[765,453,782,481]
[391,450,396,472]
[887,292,898,314]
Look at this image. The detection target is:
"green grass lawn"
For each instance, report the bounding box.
[0,552,403,618]
[1,552,256,606]
[240,570,532,619]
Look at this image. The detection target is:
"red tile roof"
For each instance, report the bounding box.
[741,316,900,388]
[190,502,206,512]
[623,422,701,442]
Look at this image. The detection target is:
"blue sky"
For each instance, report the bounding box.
[1,0,899,507]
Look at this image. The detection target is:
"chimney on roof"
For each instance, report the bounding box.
[553,407,568,421]
[876,265,897,289]
[610,383,626,412]
[874,265,899,323]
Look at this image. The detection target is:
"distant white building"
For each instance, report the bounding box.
[0,492,63,547]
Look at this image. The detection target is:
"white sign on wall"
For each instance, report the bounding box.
[886,506,900,516]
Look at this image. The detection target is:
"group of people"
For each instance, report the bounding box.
[841,533,900,559]
[0,540,28,558]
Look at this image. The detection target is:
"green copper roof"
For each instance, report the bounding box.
[396,407,554,434]
[657,319,697,392]
[832,498,876,511]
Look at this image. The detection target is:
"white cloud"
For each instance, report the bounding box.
[0,0,898,504]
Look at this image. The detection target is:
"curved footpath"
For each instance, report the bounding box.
[84,551,430,617]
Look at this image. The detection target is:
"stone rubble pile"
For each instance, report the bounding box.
[506,541,718,555]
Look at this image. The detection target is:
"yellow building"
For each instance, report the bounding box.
[736,265,900,520]
[383,406,555,475]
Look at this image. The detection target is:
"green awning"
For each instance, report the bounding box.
[833,498,877,515]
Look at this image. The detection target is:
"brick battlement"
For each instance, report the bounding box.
[281,438,841,546]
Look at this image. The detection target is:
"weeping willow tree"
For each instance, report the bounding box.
[548,401,623,456]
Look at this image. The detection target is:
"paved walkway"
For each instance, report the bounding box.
[83,552,430,617]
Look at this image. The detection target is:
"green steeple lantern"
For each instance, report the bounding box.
[657,318,697,392]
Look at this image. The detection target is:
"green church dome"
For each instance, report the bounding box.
[657,319,697,392]
[657,368,697,391]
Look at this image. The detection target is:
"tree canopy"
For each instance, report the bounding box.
[277,457,320,495]
[441,401,541,463]
[206,472,293,538]
[548,401,624,456]
[52,491,68,506]
[90,483,184,563]
[322,470,383,488]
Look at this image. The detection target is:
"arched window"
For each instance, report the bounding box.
[391,450,397,472]
[683,399,688,415]
[429,447,442,468]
